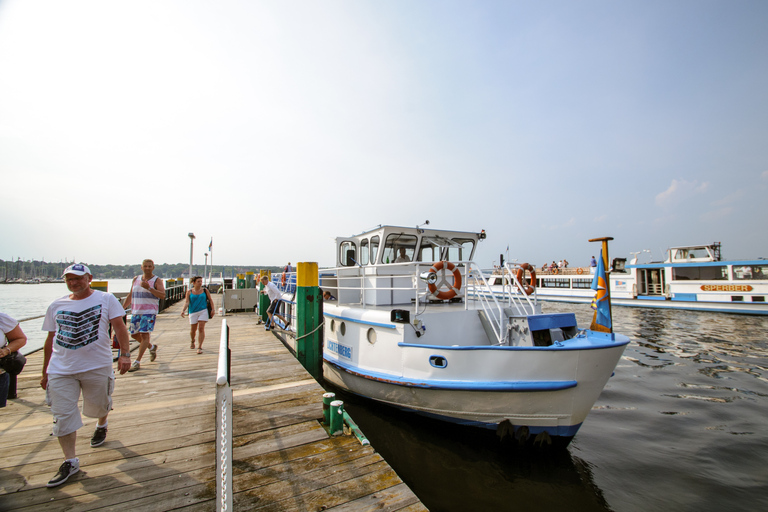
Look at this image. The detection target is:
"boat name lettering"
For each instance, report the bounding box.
[328,340,352,358]
[700,284,753,292]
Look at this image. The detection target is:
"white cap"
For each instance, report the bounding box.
[62,263,91,277]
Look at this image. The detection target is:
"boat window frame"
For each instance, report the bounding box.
[671,265,728,281]
[339,240,358,267]
[383,233,418,264]
[360,238,369,266]
[370,236,379,265]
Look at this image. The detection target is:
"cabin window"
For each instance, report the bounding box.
[383,234,418,264]
[418,237,475,263]
[444,238,475,262]
[572,278,592,289]
[734,265,767,280]
[753,296,765,302]
[360,239,369,265]
[370,236,379,265]
[731,296,744,302]
[541,278,570,288]
[672,266,727,281]
[339,241,357,267]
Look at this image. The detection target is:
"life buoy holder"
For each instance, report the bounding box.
[515,263,537,295]
[576,267,584,275]
[428,261,462,300]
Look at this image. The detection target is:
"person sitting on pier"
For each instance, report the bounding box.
[323,290,336,301]
[260,275,289,330]
[41,264,131,487]
[123,259,165,372]
[1,311,27,406]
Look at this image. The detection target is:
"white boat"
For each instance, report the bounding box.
[273,225,629,447]
[490,243,768,315]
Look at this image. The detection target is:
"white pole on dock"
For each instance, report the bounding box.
[188,232,195,287]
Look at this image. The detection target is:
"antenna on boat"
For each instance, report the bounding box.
[416,220,430,233]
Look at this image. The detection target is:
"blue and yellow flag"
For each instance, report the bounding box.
[590,248,612,331]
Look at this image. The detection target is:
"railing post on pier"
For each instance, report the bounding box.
[297,262,322,380]
[215,319,233,512]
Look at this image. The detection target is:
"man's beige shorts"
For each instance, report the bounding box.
[46,366,115,437]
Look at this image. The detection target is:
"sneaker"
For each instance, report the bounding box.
[91,426,108,447]
[47,459,80,488]
[128,360,140,372]
[149,344,158,362]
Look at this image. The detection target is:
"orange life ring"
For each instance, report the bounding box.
[577,267,584,275]
[552,268,559,275]
[428,261,462,300]
[281,273,286,286]
[515,263,537,295]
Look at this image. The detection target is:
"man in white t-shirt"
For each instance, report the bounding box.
[41,264,131,488]
[260,275,289,330]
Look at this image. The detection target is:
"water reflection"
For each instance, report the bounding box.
[336,389,611,512]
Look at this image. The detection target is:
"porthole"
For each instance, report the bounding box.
[340,322,346,336]
[429,355,448,368]
[367,328,377,344]
[330,319,336,332]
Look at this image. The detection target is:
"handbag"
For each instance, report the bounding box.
[206,290,214,318]
[0,350,26,375]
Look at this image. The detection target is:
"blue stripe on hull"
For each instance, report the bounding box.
[324,357,578,391]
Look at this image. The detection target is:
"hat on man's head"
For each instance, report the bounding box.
[62,263,91,277]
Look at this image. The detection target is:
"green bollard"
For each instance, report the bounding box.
[322,392,335,425]
[297,262,321,380]
[330,400,344,435]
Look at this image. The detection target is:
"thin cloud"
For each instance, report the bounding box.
[655,179,709,208]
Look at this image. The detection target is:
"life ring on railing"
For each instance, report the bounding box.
[576,267,584,275]
[428,261,462,300]
[515,263,537,295]
[552,268,559,275]
[281,273,286,286]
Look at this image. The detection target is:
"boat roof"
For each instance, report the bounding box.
[340,224,484,241]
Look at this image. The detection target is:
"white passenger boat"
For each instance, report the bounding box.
[285,225,631,447]
[491,243,768,315]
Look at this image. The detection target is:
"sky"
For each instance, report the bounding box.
[1,0,767,269]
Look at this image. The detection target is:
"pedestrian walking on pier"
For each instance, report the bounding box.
[123,259,165,372]
[181,276,214,353]
[41,264,131,487]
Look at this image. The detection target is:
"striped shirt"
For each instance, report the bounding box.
[131,275,160,315]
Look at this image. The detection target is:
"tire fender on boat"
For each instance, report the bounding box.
[428,261,462,300]
[516,263,536,295]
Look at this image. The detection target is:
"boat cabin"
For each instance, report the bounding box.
[665,243,721,263]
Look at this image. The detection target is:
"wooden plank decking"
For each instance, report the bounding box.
[0,297,426,511]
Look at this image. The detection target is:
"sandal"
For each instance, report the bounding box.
[190,340,195,349]
[197,348,203,354]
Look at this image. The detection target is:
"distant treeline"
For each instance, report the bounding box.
[1,259,283,280]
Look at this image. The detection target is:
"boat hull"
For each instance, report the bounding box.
[322,332,628,441]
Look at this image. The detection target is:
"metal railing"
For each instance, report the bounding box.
[215,319,232,512]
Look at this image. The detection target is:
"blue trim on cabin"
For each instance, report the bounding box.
[636,295,667,301]
[671,293,698,301]
[626,259,767,270]
[323,313,398,329]
[324,357,578,391]
[527,313,577,331]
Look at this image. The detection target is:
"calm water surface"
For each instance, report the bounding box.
[339,303,768,512]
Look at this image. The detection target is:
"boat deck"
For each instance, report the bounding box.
[0,297,425,511]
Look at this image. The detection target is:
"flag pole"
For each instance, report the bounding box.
[589,236,614,333]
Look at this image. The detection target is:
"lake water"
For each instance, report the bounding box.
[3,284,768,510]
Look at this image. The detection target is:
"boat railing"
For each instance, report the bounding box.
[501,262,539,316]
[318,261,525,346]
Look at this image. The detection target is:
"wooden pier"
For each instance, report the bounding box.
[0,297,426,511]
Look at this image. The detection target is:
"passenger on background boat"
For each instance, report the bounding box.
[1,311,27,406]
[549,261,558,272]
[323,290,336,301]
[181,276,214,354]
[590,256,597,274]
[260,275,288,330]
[41,264,131,488]
[123,259,165,372]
